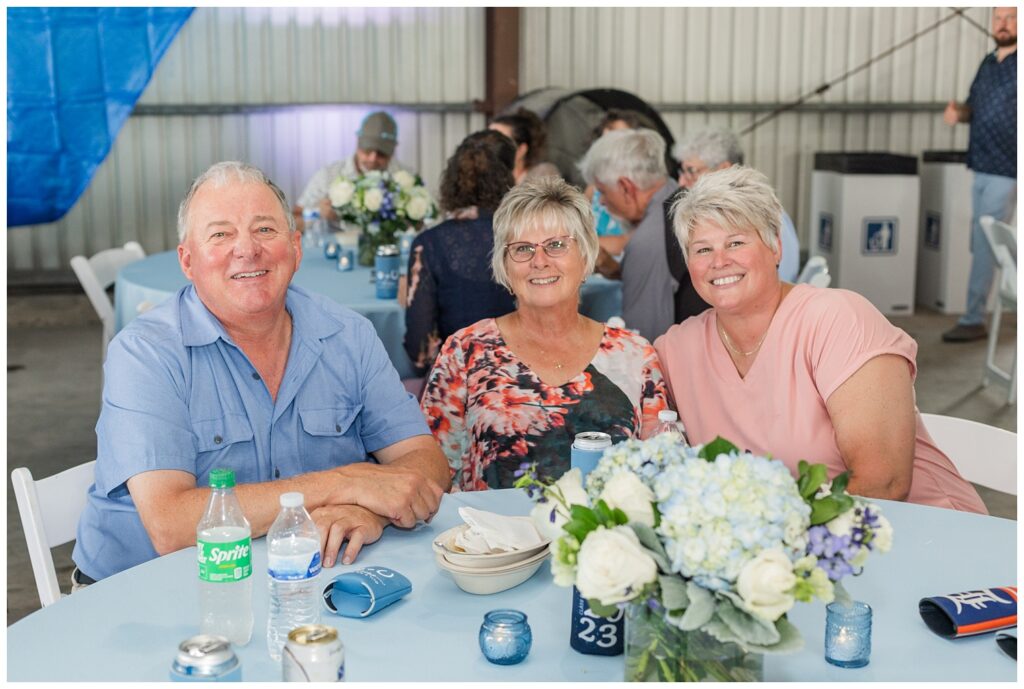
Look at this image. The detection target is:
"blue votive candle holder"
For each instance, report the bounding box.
[825,601,872,668]
[479,609,532,665]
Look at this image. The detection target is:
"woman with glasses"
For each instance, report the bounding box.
[420,177,669,491]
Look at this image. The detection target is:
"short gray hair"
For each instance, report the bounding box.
[578,129,668,190]
[177,161,295,242]
[674,127,744,168]
[491,176,598,292]
[671,165,781,262]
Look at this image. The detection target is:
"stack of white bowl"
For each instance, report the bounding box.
[432,521,551,595]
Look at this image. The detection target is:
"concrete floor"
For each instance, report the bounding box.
[6,292,1018,625]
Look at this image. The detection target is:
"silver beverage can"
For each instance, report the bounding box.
[283,624,345,682]
[571,431,612,480]
[169,635,242,682]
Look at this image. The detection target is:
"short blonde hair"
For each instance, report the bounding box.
[491,176,598,291]
[670,165,782,263]
[177,161,294,242]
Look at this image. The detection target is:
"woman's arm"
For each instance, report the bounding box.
[825,354,916,500]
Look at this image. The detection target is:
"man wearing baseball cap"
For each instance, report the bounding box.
[294,110,413,227]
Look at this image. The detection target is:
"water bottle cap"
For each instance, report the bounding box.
[280,492,304,508]
[302,208,320,220]
[657,410,679,422]
[208,468,235,489]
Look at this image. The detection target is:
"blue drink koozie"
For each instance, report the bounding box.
[919,586,1017,638]
[570,586,624,655]
[374,245,400,299]
[322,566,412,618]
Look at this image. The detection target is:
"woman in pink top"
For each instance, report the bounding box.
[654,166,986,513]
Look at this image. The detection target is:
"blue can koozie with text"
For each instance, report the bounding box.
[570,586,624,655]
[375,245,400,299]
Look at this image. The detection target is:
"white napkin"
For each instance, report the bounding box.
[453,507,546,554]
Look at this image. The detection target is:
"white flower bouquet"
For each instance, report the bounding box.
[328,170,437,265]
[516,434,893,681]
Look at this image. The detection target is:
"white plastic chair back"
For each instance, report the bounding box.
[979,216,1017,404]
[11,461,97,607]
[70,241,146,361]
[808,271,832,288]
[797,255,830,287]
[920,413,1016,495]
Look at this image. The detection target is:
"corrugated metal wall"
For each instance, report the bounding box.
[8,7,486,273]
[521,6,992,246]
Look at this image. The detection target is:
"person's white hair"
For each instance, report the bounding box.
[577,129,668,190]
[177,161,295,242]
[670,165,782,262]
[674,127,744,169]
[491,176,598,292]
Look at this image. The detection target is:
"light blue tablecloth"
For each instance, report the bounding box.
[114,251,623,380]
[6,490,1016,681]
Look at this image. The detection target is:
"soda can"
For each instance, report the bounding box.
[570,431,612,480]
[374,244,400,300]
[169,635,242,682]
[283,624,345,682]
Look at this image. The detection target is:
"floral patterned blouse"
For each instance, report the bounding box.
[421,318,670,491]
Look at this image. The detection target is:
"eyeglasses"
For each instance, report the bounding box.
[505,236,575,262]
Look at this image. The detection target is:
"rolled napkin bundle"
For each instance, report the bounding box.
[322,566,412,618]
[453,507,546,554]
[919,586,1018,638]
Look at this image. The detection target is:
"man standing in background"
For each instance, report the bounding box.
[942,7,1016,342]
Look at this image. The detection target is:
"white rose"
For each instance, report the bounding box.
[530,501,563,541]
[393,170,416,190]
[328,179,355,207]
[364,188,384,212]
[599,472,655,527]
[736,549,797,622]
[531,468,588,540]
[872,514,893,553]
[406,195,431,221]
[575,526,657,605]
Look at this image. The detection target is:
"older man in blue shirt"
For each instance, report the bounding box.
[73,161,450,583]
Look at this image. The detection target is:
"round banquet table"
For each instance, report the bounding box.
[7,490,1016,682]
[115,250,624,380]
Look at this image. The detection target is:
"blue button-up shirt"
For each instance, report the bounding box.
[73,285,429,580]
[967,50,1017,178]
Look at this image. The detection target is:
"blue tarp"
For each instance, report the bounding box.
[7,7,193,227]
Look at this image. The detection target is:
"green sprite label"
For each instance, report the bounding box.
[197,537,253,583]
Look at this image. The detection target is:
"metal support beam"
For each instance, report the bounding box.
[478,7,519,118]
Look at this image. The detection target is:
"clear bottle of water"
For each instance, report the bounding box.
[197,468,253,646]
[302,209,322,249]
[654,409,691,446]
[266,492,323,661]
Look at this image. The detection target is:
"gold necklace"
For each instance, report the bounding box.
[717,318,769,357]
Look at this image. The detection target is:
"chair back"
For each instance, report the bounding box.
[920,413,1017,495]
[797,255,830,286]
[69,241,146,360]
[11,461,97,607]
[980,215,1017,303]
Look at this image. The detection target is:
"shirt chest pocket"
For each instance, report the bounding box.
[297,406,366,472]
[192,414,256,481]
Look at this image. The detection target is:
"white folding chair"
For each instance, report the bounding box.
[11,461,97,607]
[70,241,146,361]
[980,215,1017,405]
[797,255,831,288]
[920,413,1017,495]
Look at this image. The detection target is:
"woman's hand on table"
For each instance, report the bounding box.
[311,504,388,567]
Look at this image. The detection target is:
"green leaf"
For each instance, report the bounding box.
[651,503,662,529]
[659,575,689,612]
[611,506,630,526]
[830,471,851,495]
[587,598,620,618]
[797,463,829,500]
[698,436,739,461]
[810,494,857,525]
[631,523,671,572]
[562,519,595,543]
[744,616,805,654]
[715,597,780,646]
[677,582,715,630]
[702,618,743,645]
[569,504,599,528]
[593,499,614,526]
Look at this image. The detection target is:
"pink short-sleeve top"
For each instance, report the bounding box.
[653,284,987,514]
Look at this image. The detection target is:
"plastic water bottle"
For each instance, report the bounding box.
[266,492,323,661]
[302,209,323,249]
[197,468,253,646]
[654,409,691,446]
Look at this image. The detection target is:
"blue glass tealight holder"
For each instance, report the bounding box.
[324,241,340,260]
[479,609,532,665]
[825,601,872,668]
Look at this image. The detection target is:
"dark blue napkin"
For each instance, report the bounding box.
[919,586,1017,638]
[322,566,412,618]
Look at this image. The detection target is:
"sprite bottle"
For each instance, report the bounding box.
[197,468,253,645]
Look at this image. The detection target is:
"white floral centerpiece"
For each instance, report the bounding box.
[516,434,893,682]
[329,169,436,266]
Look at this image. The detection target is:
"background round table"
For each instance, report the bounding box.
[115,250,624,380]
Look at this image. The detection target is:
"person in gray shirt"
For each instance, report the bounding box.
[579,129,678,341]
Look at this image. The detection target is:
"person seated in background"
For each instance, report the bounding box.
[293,111,413,230]
[420,177,668,490]
[654,165,986,513]
[579,129,679,342]
[489,108,562,183]
[72,161,450,586]
[403,130,518,376]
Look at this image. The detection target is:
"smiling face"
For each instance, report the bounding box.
[505,223,586,312]
[178,179,302,327]
[686,220,781,314]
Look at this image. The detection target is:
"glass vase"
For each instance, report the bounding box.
[357,229,376,267]
[624,600,764,682]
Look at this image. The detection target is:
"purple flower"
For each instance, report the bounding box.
[818,556,854,581]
